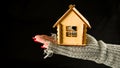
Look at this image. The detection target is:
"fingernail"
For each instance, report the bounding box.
[41,46,46,49]
[32,37,36,40]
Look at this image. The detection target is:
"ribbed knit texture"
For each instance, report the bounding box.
[43,34,120,68]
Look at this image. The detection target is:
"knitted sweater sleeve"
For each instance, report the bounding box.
[44,34,120,68]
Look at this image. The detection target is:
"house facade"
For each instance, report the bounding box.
[53,5,91,46]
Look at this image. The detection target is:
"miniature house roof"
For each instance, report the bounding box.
[53,4,91,28]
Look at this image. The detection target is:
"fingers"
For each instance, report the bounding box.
[41,46,46,49]
[41,44,48,49]
[32,37,38,42]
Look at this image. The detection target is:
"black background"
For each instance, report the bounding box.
[3,0,120,68]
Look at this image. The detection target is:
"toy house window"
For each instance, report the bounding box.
[66,26,77,37]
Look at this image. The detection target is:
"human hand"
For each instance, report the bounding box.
[32,34,57,48]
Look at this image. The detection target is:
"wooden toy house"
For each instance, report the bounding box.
[53,5,91,46]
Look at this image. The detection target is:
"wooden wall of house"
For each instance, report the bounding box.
[60,11,85,45]
[82,25,87,45]
[57,24,60,44]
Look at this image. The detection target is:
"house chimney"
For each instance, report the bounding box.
[69,4,75,8]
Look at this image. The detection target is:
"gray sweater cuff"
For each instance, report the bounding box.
[44,34,120,68]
